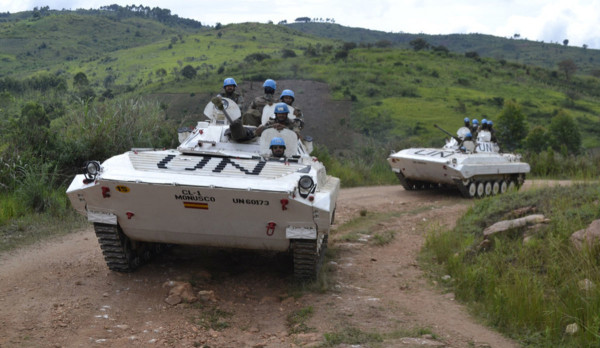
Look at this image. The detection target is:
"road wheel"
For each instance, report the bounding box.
[508,180,516,192]
[499,180,508,194]
[492,181,500,195]
[476,182,485,198]
[467,182,477,198]
[484,182,492,196]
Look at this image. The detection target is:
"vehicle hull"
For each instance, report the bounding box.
[67,150,339,252]
[388,147,530,185]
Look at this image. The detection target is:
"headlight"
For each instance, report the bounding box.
[83,160,101,181]
[298,175,315,198]
[299,175,314,190]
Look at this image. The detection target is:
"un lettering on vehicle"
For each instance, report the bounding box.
[476,142,495,153]
[414,149,453,158]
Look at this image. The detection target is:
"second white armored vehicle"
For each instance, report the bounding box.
[67,98,339,280]
[388,125,530,198]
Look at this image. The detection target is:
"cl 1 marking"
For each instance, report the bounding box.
[115,185,130,193]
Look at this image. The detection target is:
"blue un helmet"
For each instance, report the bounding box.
[263,79,276,90]
[280,89,295,101]
[464,117,470,122]
[482,118,488,124]
[472,119,479,125]
[274,102,289,114]
[223,77,237,87]
[270,137,286,148]
[465,132,472,139]
[488,120,493,126]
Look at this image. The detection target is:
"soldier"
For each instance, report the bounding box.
[269,137,286,158]
[488,120,497,142]
[477,119,492,142]
[457,117,471,139]
[255,103,301,137]
[242,79,277,126]
[218,77,244,108]
[279,89,304,129]
[470,119,479,139]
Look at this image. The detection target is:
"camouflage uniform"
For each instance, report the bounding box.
[258,117,302,136]
[243,94,276,126]
[218,90,244,109]
[290,104,304,130]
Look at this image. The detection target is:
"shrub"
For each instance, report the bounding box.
[244,53,271,62]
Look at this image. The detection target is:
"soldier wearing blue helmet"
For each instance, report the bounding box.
[269,137,286,158]
[243,79,277,126]
[255,102,301,136]
[218,77,244,107]
[470,119,479,138]
[280,89,304,130]
[279,89,304,129]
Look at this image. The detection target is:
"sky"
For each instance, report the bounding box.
[2,0,600,50]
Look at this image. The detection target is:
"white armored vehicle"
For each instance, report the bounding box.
[388,125,530,198]
[67,98,339,280]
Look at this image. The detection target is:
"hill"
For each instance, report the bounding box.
[286,22,600,77]
[0,6,202,77]
[1,8,600,160]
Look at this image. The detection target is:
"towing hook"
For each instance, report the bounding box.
[266,222,276,236]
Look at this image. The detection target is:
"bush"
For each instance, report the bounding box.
[244,53,271,62]
[281,49,296,58]
[181,65,197,79]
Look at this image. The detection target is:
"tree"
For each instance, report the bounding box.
[523,125,548,153]
[558,59,577,80]
[73,72,89,88]
[409,38,429,51]
[548,111,581,155]
[295,17,311,23]
[563,39,569,46]
[181,65,197,79]
[281,49,296,58]
[496,100,528,151]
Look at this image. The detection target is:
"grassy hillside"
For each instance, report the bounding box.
[0,7,200,77]
[286,22,600,77]
[2,13,599,152]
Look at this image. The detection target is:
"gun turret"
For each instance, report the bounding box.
[434,124,461,143]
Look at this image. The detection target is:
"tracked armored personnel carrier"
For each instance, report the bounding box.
[67,98,339,280]
[388,125,530,198]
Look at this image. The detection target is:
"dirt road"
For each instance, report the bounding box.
[0,185,530,348]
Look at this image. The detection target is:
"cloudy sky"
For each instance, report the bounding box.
[3,0,600,49]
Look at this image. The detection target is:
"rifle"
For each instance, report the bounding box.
[434,124,462,143]
[211,96,234,124]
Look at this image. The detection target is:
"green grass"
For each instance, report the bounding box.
[322,327,383,347]
[421,183,600,347]
[192,306,233,331]
[0,206,86,254]
[287,306,316,334]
